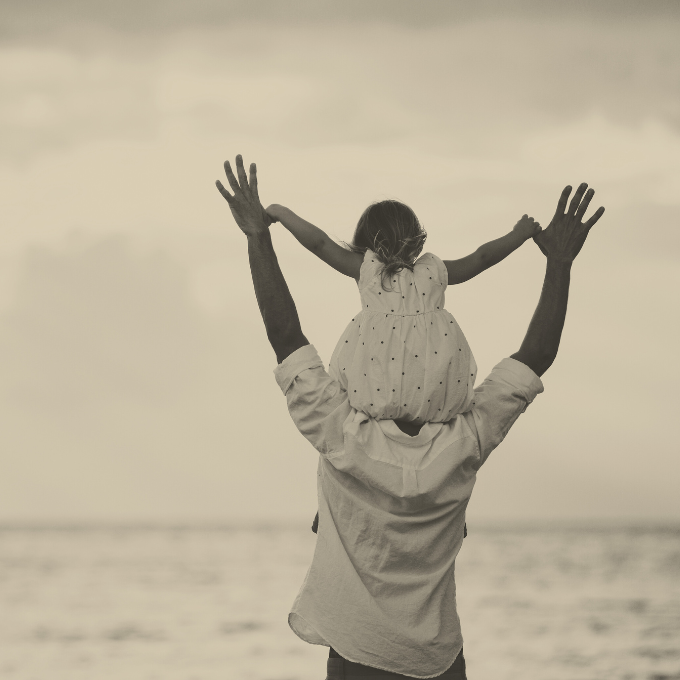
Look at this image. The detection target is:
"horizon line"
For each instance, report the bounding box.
[1,517,679,532]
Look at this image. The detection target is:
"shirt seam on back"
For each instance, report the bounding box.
[346,433,477,471]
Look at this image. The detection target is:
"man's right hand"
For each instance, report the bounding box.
[216,155,272,237]
[533,183,605,263]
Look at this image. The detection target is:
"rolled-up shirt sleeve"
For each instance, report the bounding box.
[469,357,544,466]
[274,344,351,457]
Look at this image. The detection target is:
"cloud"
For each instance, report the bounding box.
[0,234,319,522]
[0,218,677,523]
[2,11,680,162]
[2,0,680,37]
[0,47,156,160]
[0,4,677,523]
[0,235,204,408]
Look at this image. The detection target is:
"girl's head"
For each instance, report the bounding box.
[348,200,427,288]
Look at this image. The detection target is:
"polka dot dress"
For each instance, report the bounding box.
[329,249,477,423]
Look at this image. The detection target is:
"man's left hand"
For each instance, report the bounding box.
[216,155,272,237]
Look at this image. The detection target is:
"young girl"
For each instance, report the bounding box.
[266,200,541,424]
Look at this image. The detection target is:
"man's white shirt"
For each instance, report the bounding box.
[274,344,543,679]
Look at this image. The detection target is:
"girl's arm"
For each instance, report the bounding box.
[444,215,541,285]
[267,204,363,280]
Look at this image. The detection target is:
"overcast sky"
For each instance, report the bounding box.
[0,1,678,525]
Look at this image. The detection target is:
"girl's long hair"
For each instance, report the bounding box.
[346,200,427,291]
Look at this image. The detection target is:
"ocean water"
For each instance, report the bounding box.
[0,525,679,680]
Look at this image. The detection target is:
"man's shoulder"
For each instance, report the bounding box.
[476,358,544,402]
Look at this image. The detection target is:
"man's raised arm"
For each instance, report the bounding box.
[511,183,605,377]
[216,155,308,364]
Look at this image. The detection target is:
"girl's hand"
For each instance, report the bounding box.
[265,204,282,223]
[513,214,542,241]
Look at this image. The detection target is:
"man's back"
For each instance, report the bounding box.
[275,345,543,678]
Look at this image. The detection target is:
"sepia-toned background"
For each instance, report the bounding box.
[1,0,677,526]
[0,2,679,679]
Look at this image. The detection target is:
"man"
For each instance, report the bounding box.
[216,156,604,680]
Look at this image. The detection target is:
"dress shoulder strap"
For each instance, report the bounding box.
[415,252,449,289]
[358,249,382,288]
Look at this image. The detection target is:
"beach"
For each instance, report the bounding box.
[1,524,678,680]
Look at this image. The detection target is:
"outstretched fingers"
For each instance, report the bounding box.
[574,188,595,221]
[223,160,241,194]
[555,185,572,217]
[235,155,250,192]
[215,180,233,204]
[583,206,605,231]
[249,163,259,200]
[568,183,588,216]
